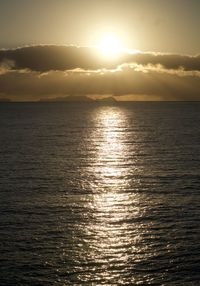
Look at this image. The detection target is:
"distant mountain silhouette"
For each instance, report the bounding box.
[39,95,117,102]
[96,96,117,103]
[39,95,94,102]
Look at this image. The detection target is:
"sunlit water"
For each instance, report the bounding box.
[0,102,200,285]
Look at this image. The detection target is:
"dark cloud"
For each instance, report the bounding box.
[0,45,117,71]
[0,45,200,101]
[0,45,200,72]
[126,53,200,72]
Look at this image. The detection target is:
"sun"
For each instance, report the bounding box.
[98,35,123,58]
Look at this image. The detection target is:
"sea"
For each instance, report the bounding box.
[0,102,200,285]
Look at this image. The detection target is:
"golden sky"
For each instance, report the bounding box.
[0,0,200,101]
[0,0,200,54]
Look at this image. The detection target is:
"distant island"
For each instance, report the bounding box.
[39,95,117,103]
[95,96,117,103]
[0,96,118,103]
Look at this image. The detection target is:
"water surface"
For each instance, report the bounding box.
[0,102,200,285]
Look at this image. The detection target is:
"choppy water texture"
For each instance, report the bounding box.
[0,102,200,285]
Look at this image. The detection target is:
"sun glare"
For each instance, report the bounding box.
[98,35,123,58]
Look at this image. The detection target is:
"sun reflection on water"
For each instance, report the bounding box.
[92,107,129,191]
[81,107,147,283]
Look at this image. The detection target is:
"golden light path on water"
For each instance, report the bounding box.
[93,107,129,189]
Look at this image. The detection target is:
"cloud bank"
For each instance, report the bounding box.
[0,45,200,101]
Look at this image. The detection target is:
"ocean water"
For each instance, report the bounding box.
[0,102,200,286]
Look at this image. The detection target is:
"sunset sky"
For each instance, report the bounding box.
[0,0,200,101]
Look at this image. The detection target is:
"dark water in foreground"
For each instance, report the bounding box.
[0,102,200,285]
